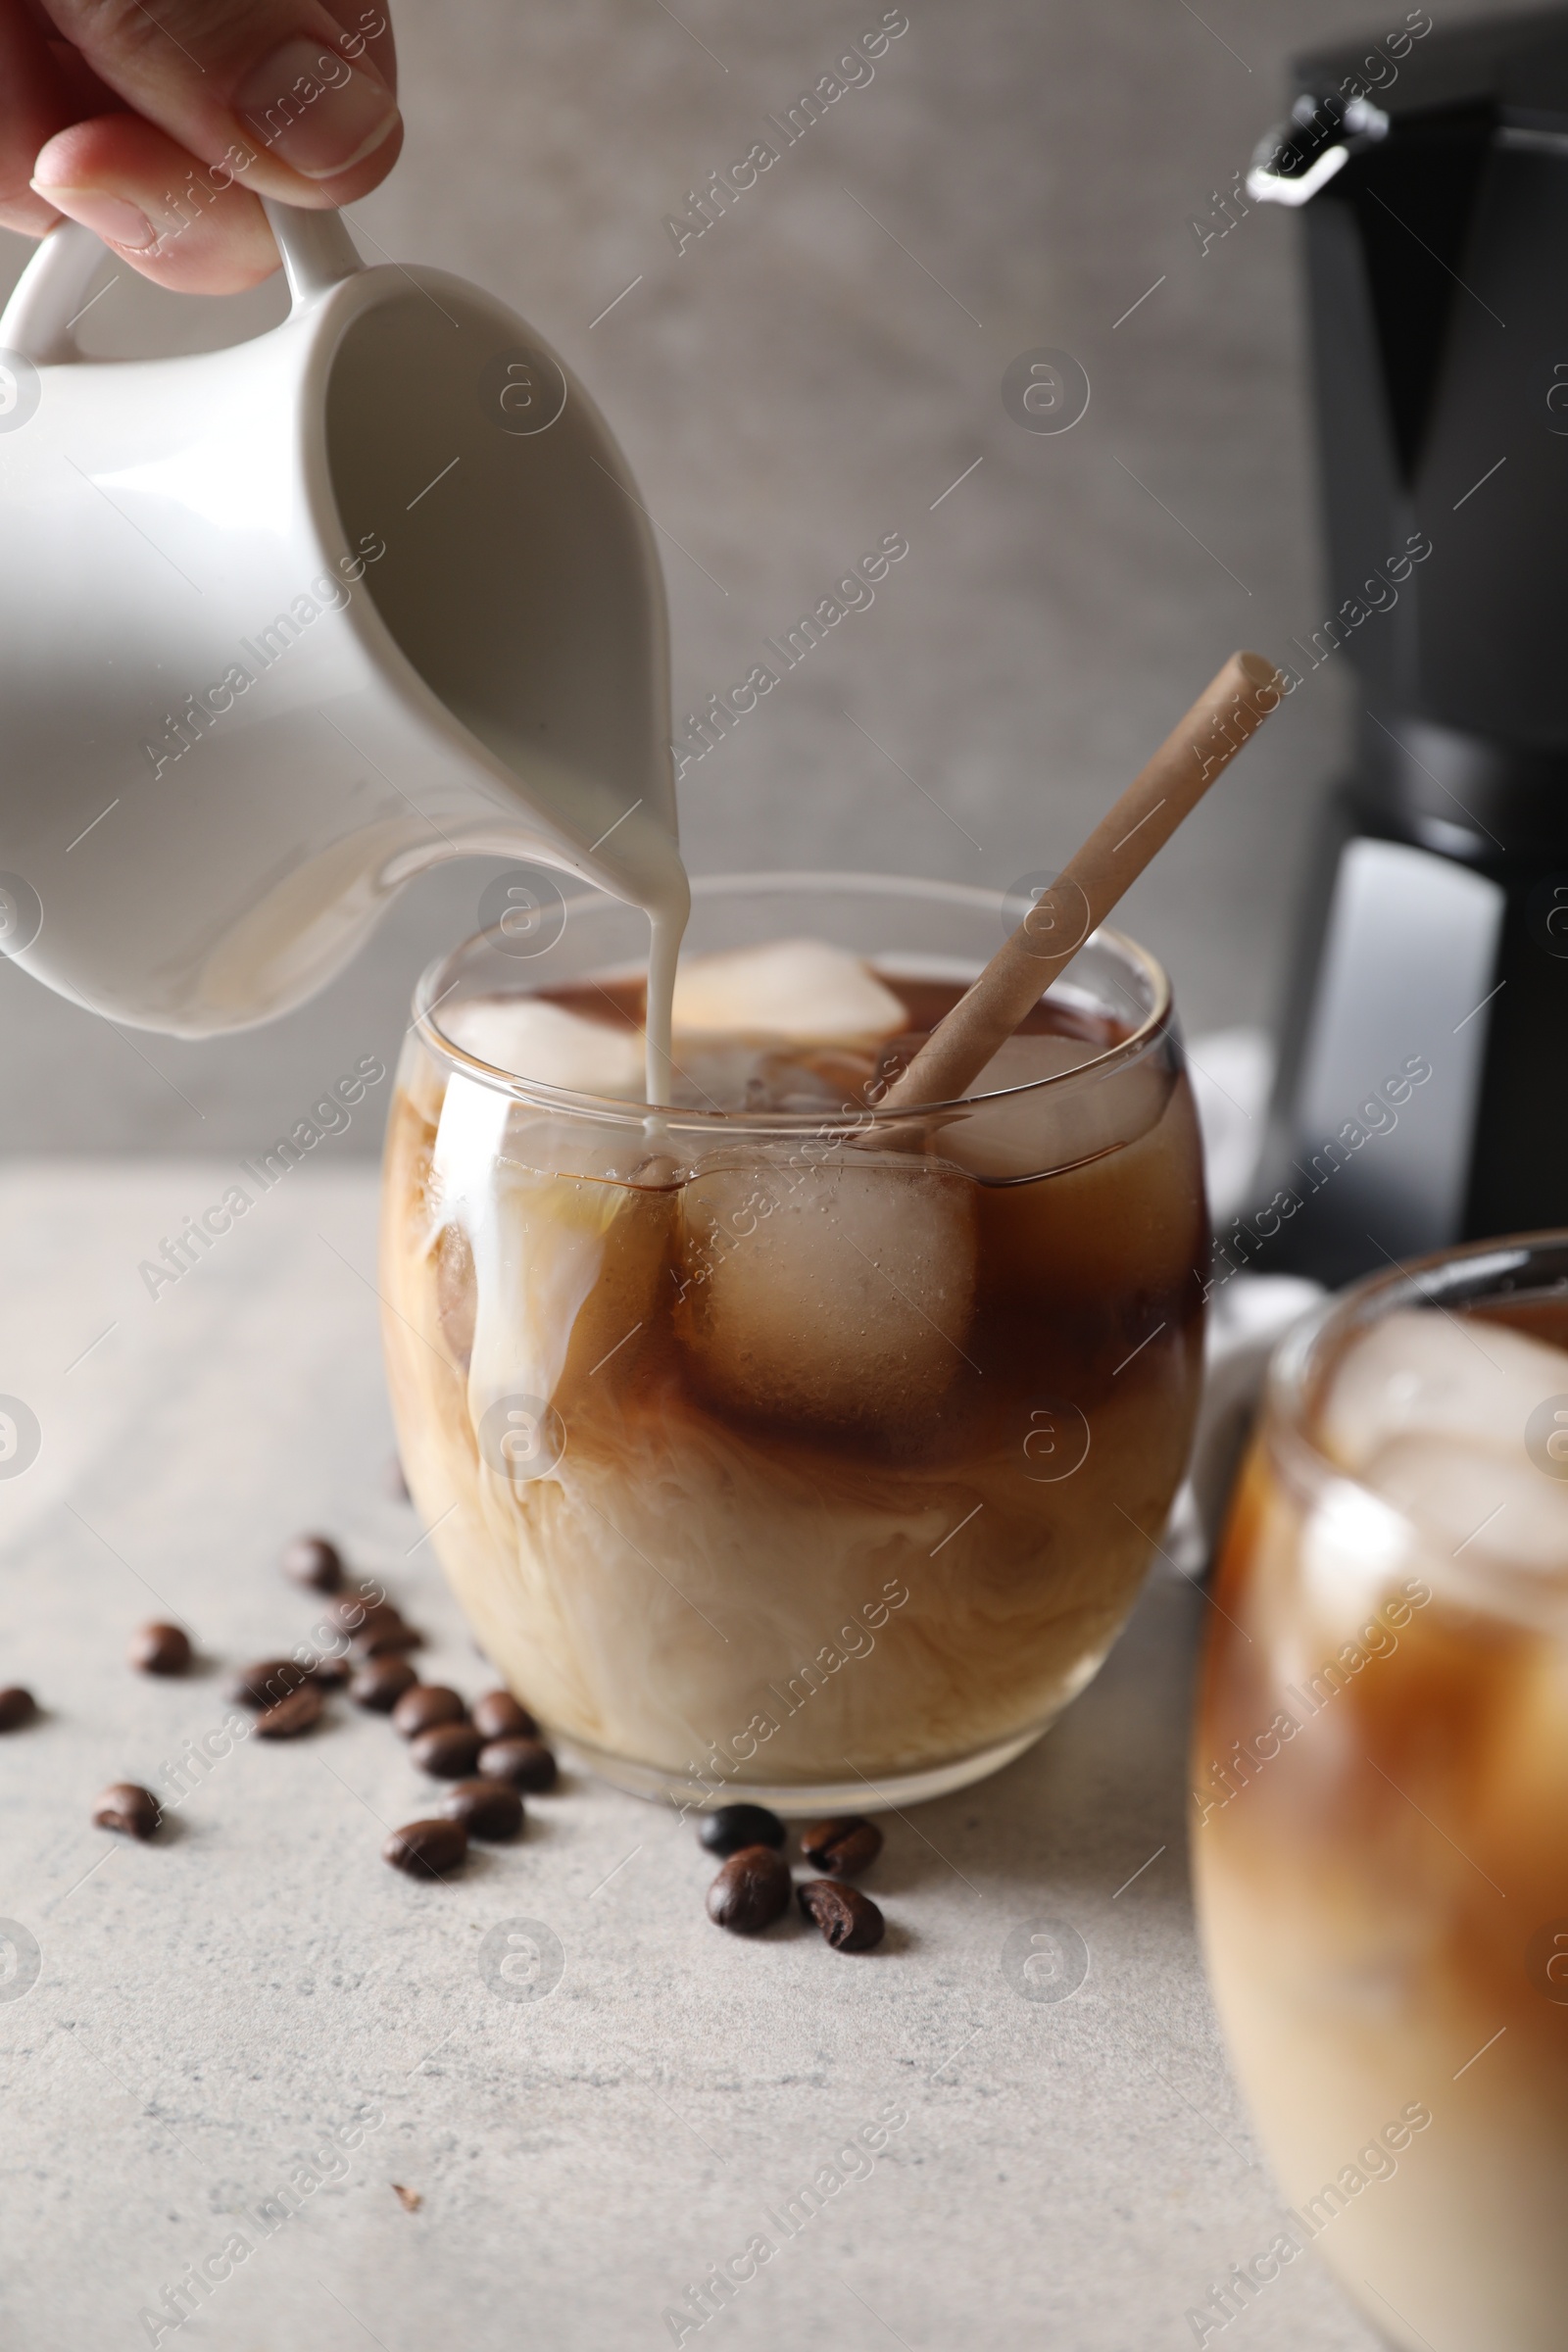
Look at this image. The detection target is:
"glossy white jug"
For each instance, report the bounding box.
[0,203,685,1035]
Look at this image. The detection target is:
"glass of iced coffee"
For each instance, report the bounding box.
[1193,1234,1568,2352]
[381,874,1206,1809]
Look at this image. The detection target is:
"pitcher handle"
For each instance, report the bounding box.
[0,200,362,365]
[262,199,363,304]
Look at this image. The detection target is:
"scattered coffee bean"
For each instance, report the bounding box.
[127,1621,192,1677]
[93,1782,160,1839]
[799,1816,883,1878]
[280,1533,343,1593]
[254,1685,324,1739]
[340,1600,398,1638]
[470,1689,538,1742]
[438,1777,524,1841]
[227,1657,312,1710]
[327,1592,414,1641]
[698,1802,785,1857]
[0,1686,38,1732]
[382,1818,467,1879]
[306,1651,351,1689]
[350,1606,423,1657]
[798,1880,885,1951]
[477,1735,557,1793]
[707,1844,792,1935]
[357,1631,421,1661]
[409,1723,483,1778]
[391,1685,468,1740]
[349,1655,417,1712]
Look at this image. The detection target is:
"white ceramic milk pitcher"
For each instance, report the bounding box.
[0,203,684,1036]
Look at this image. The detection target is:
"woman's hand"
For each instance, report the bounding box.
[1,0,400,293]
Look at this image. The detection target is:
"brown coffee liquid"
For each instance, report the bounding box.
[539,974,1125,1114]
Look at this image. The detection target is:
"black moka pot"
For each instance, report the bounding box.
[1245,6,1568,1287]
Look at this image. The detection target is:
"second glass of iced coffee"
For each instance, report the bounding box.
[382,875,1206,1808]
[1193,1235,1568,2352]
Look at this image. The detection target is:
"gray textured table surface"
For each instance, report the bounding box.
[0,1161,1382,2352]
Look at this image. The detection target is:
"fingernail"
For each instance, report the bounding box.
[235,39,399,180]
[29,184,158,252]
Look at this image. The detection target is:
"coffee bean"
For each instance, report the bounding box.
[306,1651,352,1689]
[471,1689,538,1741]
[351,1608,423,1657]
[355,1628,423,1659]
[438,1777,524,1841]
[0,1686,38,1732]
[798,1880,885,1952]
[477,1736,557,1793]
[707,1845,791,1934]
[255,1685,323,1739]
[349,1655,417,1712]
[127,1622,192,1677]
[93,1782,160,1838]
[698,1803,785,1858]
[280,1533,343,1593]
[327,1592,416,1645]
[343,1601,401,1639]
[799,1816,883,1878]
[409,1723,483,1778]
[382,1819,467,1879]
[391,1685,468,1740]
[228,1657,312,1710]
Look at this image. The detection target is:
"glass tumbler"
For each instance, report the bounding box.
[1194,1234,1568,2352]
[381,873,1208,1809]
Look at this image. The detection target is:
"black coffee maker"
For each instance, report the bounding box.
[1248,6,1568,1285]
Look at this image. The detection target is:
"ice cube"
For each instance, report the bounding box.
[553,1184,675,1417]
[1360,1434,1568,1576]
[442,995,644,1097]
[941,1030,1177,1182]
[663,1041,778,1113]
[1320,1307,1568,1474]
[451,1163,670,1484]
[744,1045,881,1111]
[1298,1473,1416,1631]
[671,939,907,1042]
[664,1040,881,1116]
[464,1169,626,1427]
[433,1221,476,1369]
[676,1151,976,1440]
[421,1067,639,1441]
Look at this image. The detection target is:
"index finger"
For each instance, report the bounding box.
[37,0,402,203]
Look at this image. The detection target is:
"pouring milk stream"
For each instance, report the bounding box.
[0,202,690,1102]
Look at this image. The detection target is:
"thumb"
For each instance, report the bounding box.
[39,1,401,203]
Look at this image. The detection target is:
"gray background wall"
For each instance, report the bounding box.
[0,0,1527,1152]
